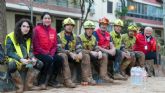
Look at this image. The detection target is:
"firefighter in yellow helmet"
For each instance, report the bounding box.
[56,17,77,88]
[58,18,96,86]
[77,20,114,84]
[121,24,145,77]
[110,19,123,49]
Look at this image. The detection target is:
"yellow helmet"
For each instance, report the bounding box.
[128,25,138,31]
[114,19,123,27]
[63,17,75,26]
[83,20,95,29]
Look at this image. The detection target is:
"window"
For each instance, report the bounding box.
[33,0,47,3]
[127,1,163,21]
[107,1,113,13]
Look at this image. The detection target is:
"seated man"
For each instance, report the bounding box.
[93,17,125,80]
[121,24,145,76]
[77,20,114,83]
[58,18,95,86]
[133,27,159,76]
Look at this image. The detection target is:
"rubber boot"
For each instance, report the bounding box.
[60,53,76,88]
[81,53,96,85]
[100,53,114,83]
[120,59,131,78]
[25,68,40,91]
[11,71,23,93]
[135,51,145,67]
[113,73,127,80]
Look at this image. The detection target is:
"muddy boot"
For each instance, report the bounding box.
[120,60,131,78]
[100,53,114,83]
[25,68,40,91]
[60,53,76,88]
[135,51,145,67]
[81,53,96,85]
[11,71,23,93]
[113,73,127,80]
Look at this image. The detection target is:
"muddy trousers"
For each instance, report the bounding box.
[8,61,43,92]
[35,54,63,85]
[90,53,113,83]
[58,53,76,88]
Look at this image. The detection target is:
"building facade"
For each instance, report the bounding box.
[126,0,163,40]
[85,0,121,32]
[5,0,163,39]
[6,0,81,34]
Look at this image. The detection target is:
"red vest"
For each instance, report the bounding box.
[34,25,57,53]
[133,33,156,54]
[96,28,110,49]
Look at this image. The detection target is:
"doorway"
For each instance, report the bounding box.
[56,19,63,33]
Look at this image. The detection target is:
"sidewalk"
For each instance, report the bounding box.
[25,77,165,93]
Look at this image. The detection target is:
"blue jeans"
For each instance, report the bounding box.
[108,49,122,74]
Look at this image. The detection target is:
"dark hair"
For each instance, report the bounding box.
[41,12,52,19]
[14,19,33,44]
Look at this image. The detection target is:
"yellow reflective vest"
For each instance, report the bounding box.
[110,30,122,49]
[121,34,136,50]
[58,31,76,52]
[5,32,31,69]
[79,34,96,50]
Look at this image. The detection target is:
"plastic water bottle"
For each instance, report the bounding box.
[131,67,143,85]
[131,67,136,85]
[142,67,147,89]
[137,67,143,85]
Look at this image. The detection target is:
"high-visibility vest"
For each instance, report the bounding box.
[79,33,96,50]
[58,31,76,52]
[110,30,122,49]
[122,33,136,50]
[5,32,31,58]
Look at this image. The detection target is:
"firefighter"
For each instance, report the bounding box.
[77,20,114,83]
[93,17,125,80]
[58,17,95,86]
[121,24,145,77]
[5,19,43,93]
